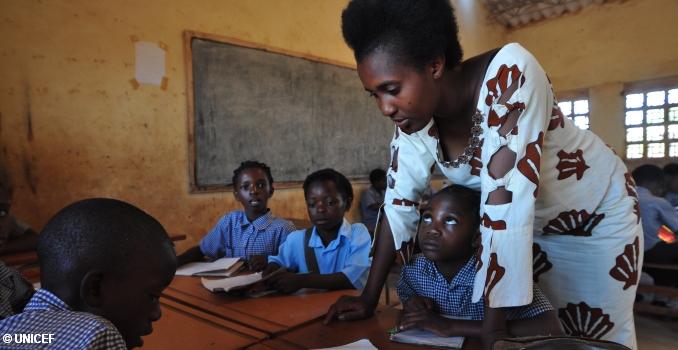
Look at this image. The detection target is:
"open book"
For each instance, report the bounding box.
[176,257,245,277]
[390,328,464,349]
[201,267,285,293]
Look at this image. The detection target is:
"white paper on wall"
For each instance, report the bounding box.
[134,41,166,86]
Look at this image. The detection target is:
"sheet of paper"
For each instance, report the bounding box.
[135,41,165,86]
[176,257,241,276]
[390,328,464,349]
[201,272,263,292]
[313,339,377,350]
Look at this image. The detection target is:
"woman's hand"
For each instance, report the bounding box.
[398,308,451,337]
[323,295,375,324]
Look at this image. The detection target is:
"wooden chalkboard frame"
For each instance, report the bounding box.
[184,30,373,193]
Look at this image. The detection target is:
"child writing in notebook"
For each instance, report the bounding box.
[396,185,563,337]
[263,168,371,293]
[0,198,177,349]
[178,161,295,271]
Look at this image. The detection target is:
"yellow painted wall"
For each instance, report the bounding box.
[0,0,503,252]
[506,0,678,153]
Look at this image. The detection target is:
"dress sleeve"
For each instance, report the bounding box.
[383,126,437,250]
[199,214,232,259]
[472,44,553,308]
[395,264,416,303]
[339,224,372,289]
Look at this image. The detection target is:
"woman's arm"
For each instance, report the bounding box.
[323,214,396,323]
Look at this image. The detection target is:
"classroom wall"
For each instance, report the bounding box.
[505,0,678,153]
[0,0,503,251]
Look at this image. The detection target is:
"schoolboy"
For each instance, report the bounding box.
[178,161,295,271]
[360,168,386,234]
[0,261,34,320]
[0,198,177,349]
[264,168,371,294]
[632,164,678,287]
[397,185,562,337]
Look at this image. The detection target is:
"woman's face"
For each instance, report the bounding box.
[357,50,442,134]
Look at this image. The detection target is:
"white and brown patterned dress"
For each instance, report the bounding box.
[383,43,641,348]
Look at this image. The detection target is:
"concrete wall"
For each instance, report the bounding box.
[0,0,503,251]
[506,0,678,153]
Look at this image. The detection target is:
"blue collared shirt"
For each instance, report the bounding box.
[637,186,678,250]
[0,289,127,349]
[665,191,678,208]
[268,219,372,289]
[200,210,295,259]
[397,254,553,320]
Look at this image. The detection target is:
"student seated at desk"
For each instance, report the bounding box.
[178,161,295,271]
[0,164,38,256]
[397,185,562,338]
[632,165,678,288]
[0,198,177,349]
[263,168,371,294]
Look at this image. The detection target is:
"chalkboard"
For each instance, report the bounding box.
[186,32,394,191]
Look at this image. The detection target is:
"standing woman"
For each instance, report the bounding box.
[325,0,641,348]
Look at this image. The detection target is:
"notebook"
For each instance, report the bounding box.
[390,328,464,349]
[201,267,285,293]
[313,339,377,350]
[176,257,244,277]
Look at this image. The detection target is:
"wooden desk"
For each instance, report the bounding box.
[251,307,482,350]
[143,298,268,350]
[163,276,359,335]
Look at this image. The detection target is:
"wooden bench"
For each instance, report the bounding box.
[635,263,678,318]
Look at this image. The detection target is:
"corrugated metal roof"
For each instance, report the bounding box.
[482,0,608,28]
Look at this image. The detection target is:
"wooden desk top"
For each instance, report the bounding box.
[252,307,482,350]
[143,298,267,350]
[163,276,359,336]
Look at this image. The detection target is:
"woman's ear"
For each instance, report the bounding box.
[430,55,446,80]
[80,270,104,308]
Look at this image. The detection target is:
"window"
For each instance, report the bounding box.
[624,87,678,159]
[557,99,590,130]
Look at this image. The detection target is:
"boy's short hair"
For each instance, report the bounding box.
[37,198,172,287]
[632,164,664,186]
[663,163,678,176]
[431,185,481,227]
[232,160,274,187]
[368,168,386,185]
[303,168,354,207]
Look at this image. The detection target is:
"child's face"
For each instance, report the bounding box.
[100,241,177,348]
[417,194,477,262]
[305,180,347,232]
[234,168,273,217]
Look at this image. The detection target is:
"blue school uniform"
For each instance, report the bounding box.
[0,289,127,349]
[397,254,553,320]
[200,210,295,259]
[637,186,678,251]
[268,219,371,289]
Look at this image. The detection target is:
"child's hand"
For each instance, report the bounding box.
[247,255,268,271]
[398,308,450,337]
[403,296,435,312]
[267,271,304,294]
[262,263,282,277]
